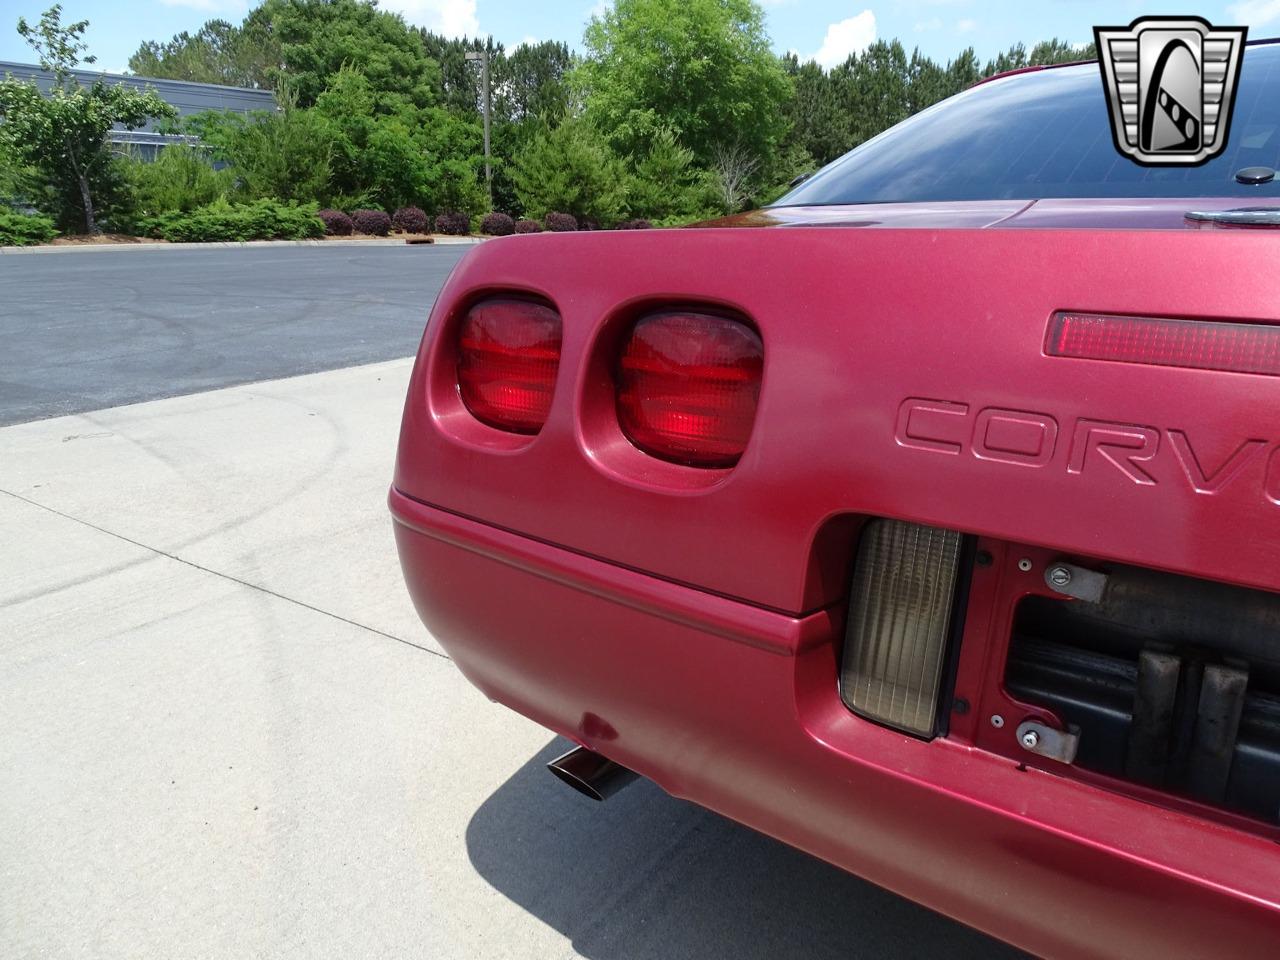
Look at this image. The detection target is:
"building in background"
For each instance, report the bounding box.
[0,62,277,158]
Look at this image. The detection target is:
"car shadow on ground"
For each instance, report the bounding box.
[466,738,1031,960]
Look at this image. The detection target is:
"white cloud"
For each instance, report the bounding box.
[1227,0,1280,26]
[956,18,978,34]
[379,0,480,37]
[914,17,943,32]
[157,0,248,11]
[511,35,539,49]
[587,1,612,20]
[811,10,876,69]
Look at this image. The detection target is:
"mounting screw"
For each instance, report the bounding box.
[975,551,993,567]
[952,698,970,715]
[990,714,1005,728]
[1047,565,1073,588]
[1017,558,1033,572]
[1020,729,1041,750]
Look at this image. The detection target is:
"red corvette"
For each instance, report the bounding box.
[393,45,1280,959]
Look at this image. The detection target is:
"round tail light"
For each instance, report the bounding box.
[457,298,562,434]
[616,312,763,468]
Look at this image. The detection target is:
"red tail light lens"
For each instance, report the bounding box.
[617,312,763,468]
[457,298,562,433]
[1048,311,1280,377]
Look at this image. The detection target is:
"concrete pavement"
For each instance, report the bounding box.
[0,360,1027,959]
[0,244,468,426]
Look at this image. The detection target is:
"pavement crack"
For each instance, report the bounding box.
[0,487,450,662]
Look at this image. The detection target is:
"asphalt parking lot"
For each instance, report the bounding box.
[0,245,1028,959]
[0,244,468,425]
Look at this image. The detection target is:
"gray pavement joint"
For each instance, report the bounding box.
[0,485,448,663]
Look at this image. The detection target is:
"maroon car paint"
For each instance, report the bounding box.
[390,212,1280,958]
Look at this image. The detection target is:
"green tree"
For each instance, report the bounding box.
[627,126,709,221]
[124,143,232,218]
[419,33,495,116]
[128,19,269,87]
[0,6,175,232]
[497,41,574,125]
[983,38,1094,76]
[510,120,629,223]
[576,0,791,166]
[248,0,438,110]
[781,53,847,166]
[129,0,440,111]
[946,48,982,90]
[835,40,912,147]
[312,66,486,213]
[193,99,332,204]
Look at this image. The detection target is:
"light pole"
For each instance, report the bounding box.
[464,49,493,204]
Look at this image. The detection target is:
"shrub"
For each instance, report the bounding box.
[0,207,57,246]
[126,145,232,219]
[480,212,515,236]
[579,216,602,232]
[514,218,543,234]
[544,212,577,232]
[145,199,324,242]
[392,206,429,234]
[192,106,332,205]
[351,208,392,236]
[318,208,353,235]
[434,211,470,235]
[616,219,654,230]
[509,120,628,224]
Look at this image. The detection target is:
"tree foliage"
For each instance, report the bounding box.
[128,20,268,87]
[627,127,710,221]
[782,37,1094,167]
[13,0,1107,239]
[129,0,439,110]
[125,143,232,218]
[193,101,332,204]
[576,0,791,166]
[0,5,175,232]
[510,120,629,224]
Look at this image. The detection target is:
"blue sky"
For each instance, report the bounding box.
[1,1,1277,74]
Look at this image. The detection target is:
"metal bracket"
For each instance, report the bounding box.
[1043,562,1108,604]
[1016,720,1081,764]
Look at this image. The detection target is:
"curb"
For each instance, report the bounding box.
[0,236,486,255]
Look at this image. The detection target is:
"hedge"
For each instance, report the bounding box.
[434,211,470,235]
[351,208,392,236]
[480,212,515,236]
[392,206,430,234]
[0,208,58,247]
[544,212,577,232]
[146,200,324,242]
[318,209,353,235]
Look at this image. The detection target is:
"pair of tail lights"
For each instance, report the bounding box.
[455,297,763,468]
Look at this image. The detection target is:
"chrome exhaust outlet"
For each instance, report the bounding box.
[546,746,638,801]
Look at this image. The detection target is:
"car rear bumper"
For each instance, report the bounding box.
[391,488,1280,960]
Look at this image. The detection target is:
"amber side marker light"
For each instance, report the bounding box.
[457,297,562,433]
[616,312,763,468]
[840,519,964,737]
[1048,311,1280,376]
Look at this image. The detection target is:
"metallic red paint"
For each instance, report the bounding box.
[392,213,1280,958]
[395,225,1280,612]
[391,492,1280,960]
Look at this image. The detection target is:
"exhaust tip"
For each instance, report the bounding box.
[546,746,638,802]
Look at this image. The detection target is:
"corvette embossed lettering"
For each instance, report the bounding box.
[895,397,1276,499]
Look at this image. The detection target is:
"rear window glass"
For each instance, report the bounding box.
[777,43,1279,205]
